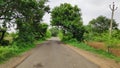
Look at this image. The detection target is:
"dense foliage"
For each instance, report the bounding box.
[51,3,85,41]
[49,27,59,37]
[0,0,50,63]
[0,0,50,46]
[33,23,49,40]
[89,16,118,33]
[85,16,120,53]
[0,0,120,64]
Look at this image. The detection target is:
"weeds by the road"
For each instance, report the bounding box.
[0,39,45,64]
[64,39,120,62]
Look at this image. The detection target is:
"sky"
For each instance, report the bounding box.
[43,0,120,28]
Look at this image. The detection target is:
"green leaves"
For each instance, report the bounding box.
[51,3,85,41]
[0,0,5,6]
[0,0,50,45]
[89,16,118,33]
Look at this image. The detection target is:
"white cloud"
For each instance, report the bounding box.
[43,0,120,28]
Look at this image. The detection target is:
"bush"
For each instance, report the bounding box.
[58,31,63,40]
[0,40,9,46]
[0,46,15,63]
[0,41,37,64]
[45,30,51,38]
[68,38,78,42]
[62,32,73,41]
[112,30,120,39]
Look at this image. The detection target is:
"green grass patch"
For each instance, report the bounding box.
[0,46,15,63]
[0,39,46,64]
[64,40,120,62]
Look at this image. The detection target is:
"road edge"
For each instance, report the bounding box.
[64,44,120,68]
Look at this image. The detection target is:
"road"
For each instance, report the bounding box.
[16,37,99,68]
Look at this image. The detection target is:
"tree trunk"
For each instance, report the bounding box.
[0,30,6,42]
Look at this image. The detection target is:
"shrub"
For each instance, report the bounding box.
[62,32,73,41]
[45,30,51,38]
[0,46,15,63]
[112,30,120,39]
[0,40,9,46]
[58,31,63,40]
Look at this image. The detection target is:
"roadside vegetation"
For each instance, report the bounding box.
[85,16,120,56]
[0,0,120,64]
[50,3,120,62]
[0,0,51,64]
[64,39,120,62]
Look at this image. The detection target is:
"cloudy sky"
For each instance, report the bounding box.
[43,0,120,28]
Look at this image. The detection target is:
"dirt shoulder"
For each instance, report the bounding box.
[65,44,120,68]
[0,42,46,68]
[0,51,31,68]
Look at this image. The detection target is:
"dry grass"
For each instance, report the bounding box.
[87,42,106,50]
[87,42,120,57]
[110,48,120,57]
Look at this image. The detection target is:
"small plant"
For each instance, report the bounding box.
[105,38,119,53]
[58,31,63,40]
[45,30,52,38]
[0,46,15,63]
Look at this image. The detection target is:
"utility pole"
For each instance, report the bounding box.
[107,2,118,53]
[109,2,118,37]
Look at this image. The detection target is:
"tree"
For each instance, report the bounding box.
[89,16,118,33]
[51,3,85,41]
[0,27,6,45]
[0,0,49,45]
[51,3,84,41]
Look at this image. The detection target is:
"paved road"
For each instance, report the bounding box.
[16,37,99,68]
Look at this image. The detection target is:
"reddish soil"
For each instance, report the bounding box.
[67,45,120,68]
[87,42,106,50]
[87,42,120,57]
[110,48,120,57]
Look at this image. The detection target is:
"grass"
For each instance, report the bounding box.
[0,46,15,64]
[64,40,120,62]
[0,39,46,64]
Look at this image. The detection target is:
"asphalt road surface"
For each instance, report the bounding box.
[16,37,99,68]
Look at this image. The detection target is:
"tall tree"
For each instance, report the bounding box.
[0,0,49,45]
[89,16,118,33]
[51,3,85,41]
